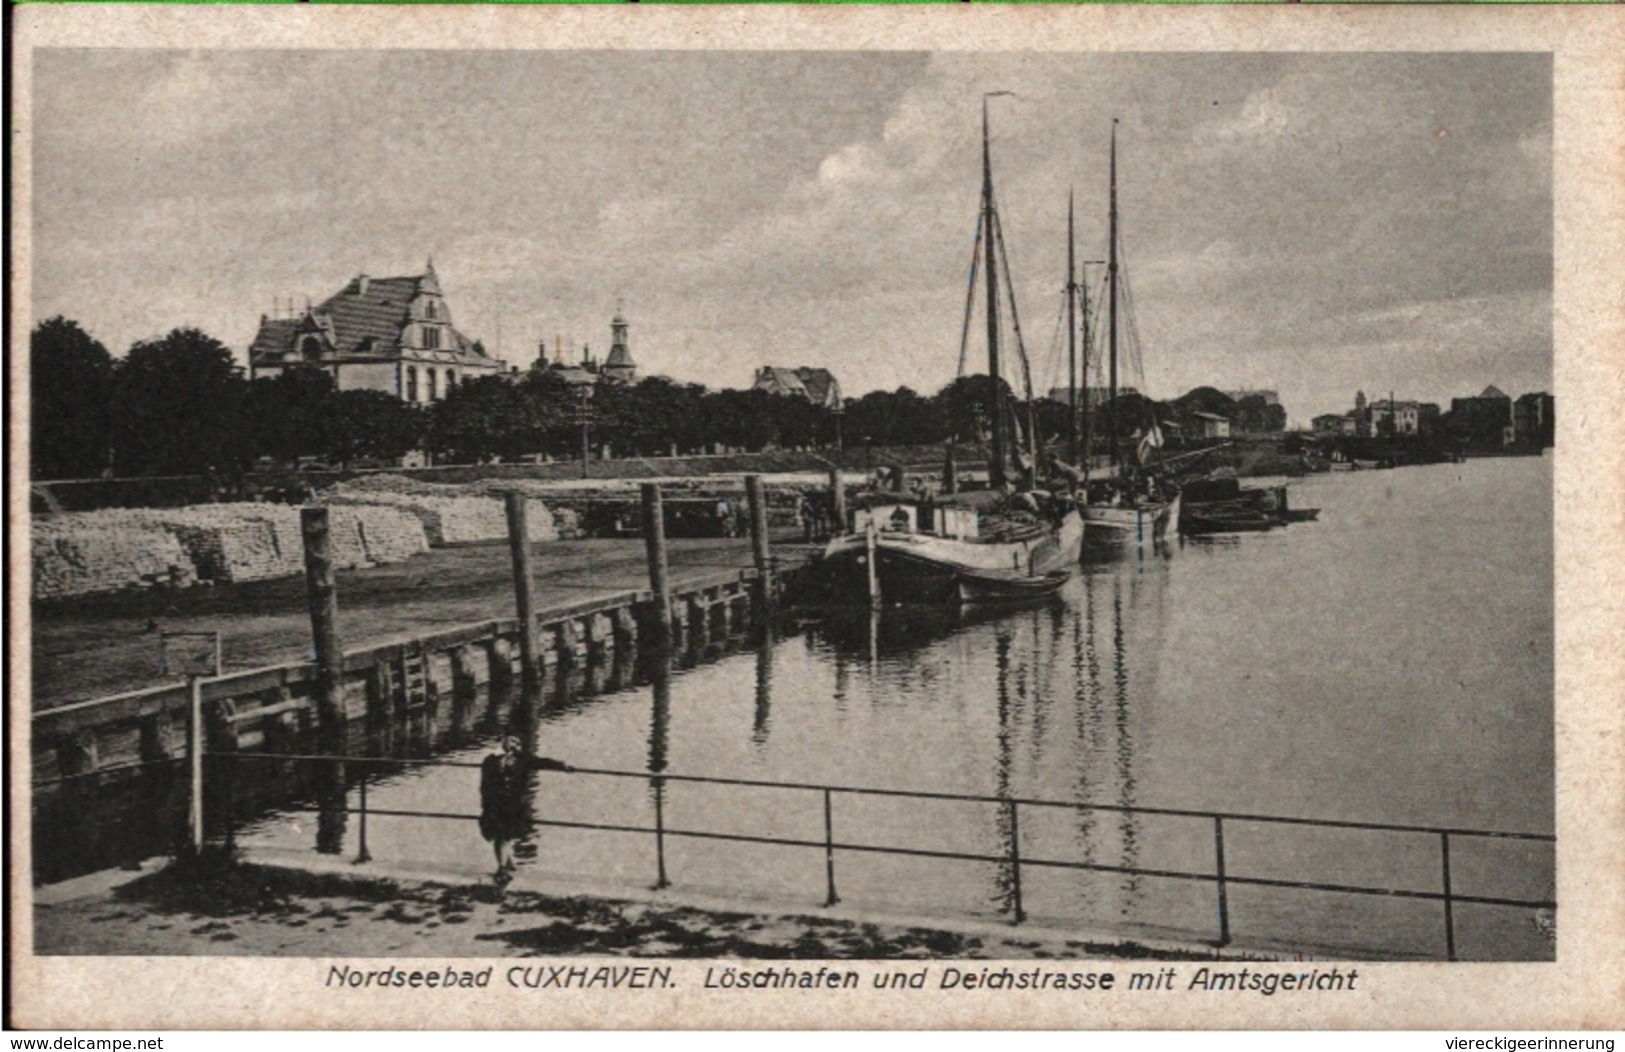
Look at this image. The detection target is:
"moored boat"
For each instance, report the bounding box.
[821,490,1082,605]
[1080,120,1178,541]
[1179,507,1277,535]
[1177,474,1319,533]
[819,95,1083,605]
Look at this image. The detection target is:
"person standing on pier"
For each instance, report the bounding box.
[480,733,575,882]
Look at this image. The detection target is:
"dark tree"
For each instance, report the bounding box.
[589,376,703,458]
[1233,394,1288,434]
[933,374,1013,444]
[30,317,114,479]
[244,366,336,465]
[844,387,942,449]
[111,328,249,476]
[429,374,569,463]
[699,388,781,452]
[324,391,423,466]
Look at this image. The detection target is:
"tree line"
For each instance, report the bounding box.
[37,316,1134,480]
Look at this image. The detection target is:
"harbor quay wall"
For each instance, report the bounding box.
[30,557,816,798]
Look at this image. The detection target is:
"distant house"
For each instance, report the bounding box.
[1368,400,1424,436]
[1191,411,1231,439]
[1312,413,1347,435]
[1449,385,1515,448]
[753,366,843,410]
[1514,392,1555,449]
[248,263,508,403]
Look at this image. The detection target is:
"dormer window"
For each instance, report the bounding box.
[423,326,441,350]
[424,300,437,320]
[299,335,324,362]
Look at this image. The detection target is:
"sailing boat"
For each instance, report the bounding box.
[1080,120,1179,540]
[819,96,1084,605]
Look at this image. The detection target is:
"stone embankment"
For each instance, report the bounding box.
[32,475,568,600]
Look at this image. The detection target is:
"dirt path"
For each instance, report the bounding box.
[31,537,816,709]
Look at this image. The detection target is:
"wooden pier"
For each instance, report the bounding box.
[31,537,820,793]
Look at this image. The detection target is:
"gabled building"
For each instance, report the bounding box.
[248,263,508,404]
[753,366,843,410]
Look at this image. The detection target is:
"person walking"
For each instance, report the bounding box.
[479,733,574,883]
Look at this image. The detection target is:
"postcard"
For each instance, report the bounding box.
[9,2,1622,1031]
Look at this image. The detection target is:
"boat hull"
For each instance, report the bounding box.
[821,509,1083,605]
[1082,493,1179,541]
[1181,510,1277,535]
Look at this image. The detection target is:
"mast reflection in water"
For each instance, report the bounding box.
[224,460,1552,959]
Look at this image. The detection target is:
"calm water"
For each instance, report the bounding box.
[240,456,1555,959]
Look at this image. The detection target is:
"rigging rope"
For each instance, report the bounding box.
[990,202,1039,467]
[1041,297,1067,399]
[955,211,985,380]
[989,198,1035,405]
[1120,260,1148,411]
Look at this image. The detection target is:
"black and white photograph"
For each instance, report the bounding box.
[9,4,1623,1033]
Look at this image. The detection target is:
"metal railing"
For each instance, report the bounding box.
[221,751,1554,961]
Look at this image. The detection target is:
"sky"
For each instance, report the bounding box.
[29,49,1551,423]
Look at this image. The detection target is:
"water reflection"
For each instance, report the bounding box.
[45,462,1557,958]
[753,632,774,748]
[992,628,1017,915]
[1109,574,1141,912]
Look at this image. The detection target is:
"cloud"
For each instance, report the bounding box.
[27,50,1550,415]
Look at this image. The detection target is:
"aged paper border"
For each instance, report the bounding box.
[8,3,1623,1031]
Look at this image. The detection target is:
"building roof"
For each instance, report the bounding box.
[795,368,842,409]
[604,344,635,369]
[247,318,303,362]
[754,366,808,399]
[1479,385,1510,400]
[249,268,497,368]
[752,366,844,408]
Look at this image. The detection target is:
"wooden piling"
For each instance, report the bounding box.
[300,507,346,745]
[641,483,673,649]
[865,518,881,608]
[828,466,847,533]
[504,493,542,688]
[746,474,772,607]
[187,674,205,854]
[300,506,348,853]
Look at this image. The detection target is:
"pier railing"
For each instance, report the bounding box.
[217,752,1554,961]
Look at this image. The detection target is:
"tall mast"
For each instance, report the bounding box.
[1066,190,1079,467]
[1107,118,1120,474]
[1080,261,1095,480]
[983,96,1006,489]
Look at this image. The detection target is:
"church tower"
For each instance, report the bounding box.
[602,302,637,383]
